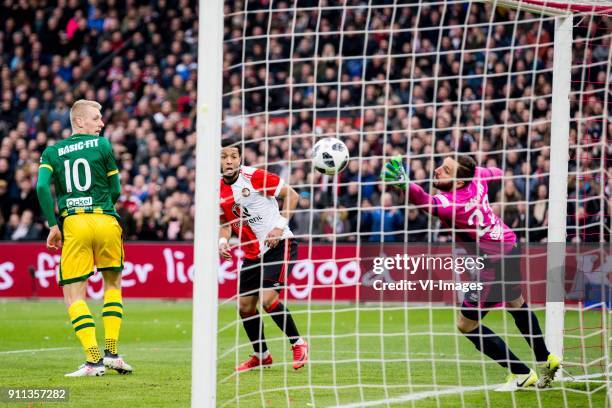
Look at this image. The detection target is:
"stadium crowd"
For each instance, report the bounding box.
[0,0,609,243]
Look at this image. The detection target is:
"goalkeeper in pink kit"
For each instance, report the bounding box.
[382,155,561,391]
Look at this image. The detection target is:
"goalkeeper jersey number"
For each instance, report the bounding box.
[39,133,120,220]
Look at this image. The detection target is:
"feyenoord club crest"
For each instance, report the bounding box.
[242,188,250,197]
[232,202,251,219]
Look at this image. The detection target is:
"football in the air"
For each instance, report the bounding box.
[312,137,349,175]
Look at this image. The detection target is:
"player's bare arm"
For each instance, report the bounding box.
[265,184,298,248]
[219,214,232,260]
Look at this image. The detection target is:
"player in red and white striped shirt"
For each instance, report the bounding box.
[219,141,308,372]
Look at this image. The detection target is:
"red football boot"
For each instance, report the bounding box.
[292,341,308,370]
[235,354,273,372]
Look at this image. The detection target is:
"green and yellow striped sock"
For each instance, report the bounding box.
[68,300,101,363]
[102,289,123,355]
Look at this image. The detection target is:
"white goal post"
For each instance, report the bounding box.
[487,0,607,373]
[192,0,223,407]
[545,11,572,367]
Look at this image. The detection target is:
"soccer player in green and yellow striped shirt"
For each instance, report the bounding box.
[36,100,133,376]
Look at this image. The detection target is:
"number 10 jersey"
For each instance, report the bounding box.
[39,133,120,220]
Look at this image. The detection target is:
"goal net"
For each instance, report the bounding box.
[196,0,612,406]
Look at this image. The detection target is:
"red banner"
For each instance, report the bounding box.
[0,242,361,300]
[0,243,606,303]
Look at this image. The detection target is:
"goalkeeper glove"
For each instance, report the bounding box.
[380,156,408,190]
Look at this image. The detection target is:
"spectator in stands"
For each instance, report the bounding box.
[497,179,523,233]
[291,192,321,240]
[529,183,549,242]
[406,207,428,242]
[2,214,20,240]
[0,1,608,243]
[5,210,41,241]
[361,193,404,242]
[319,207,351,242]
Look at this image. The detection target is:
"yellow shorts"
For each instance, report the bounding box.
[59,213,124,286]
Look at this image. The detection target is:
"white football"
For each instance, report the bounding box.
[312,137,349,176]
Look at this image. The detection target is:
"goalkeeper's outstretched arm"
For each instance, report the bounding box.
[406,182,438,214]
[381,156,438,215]
[381,157,505,216]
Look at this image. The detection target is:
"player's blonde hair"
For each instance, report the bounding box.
[70,99,102,129]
